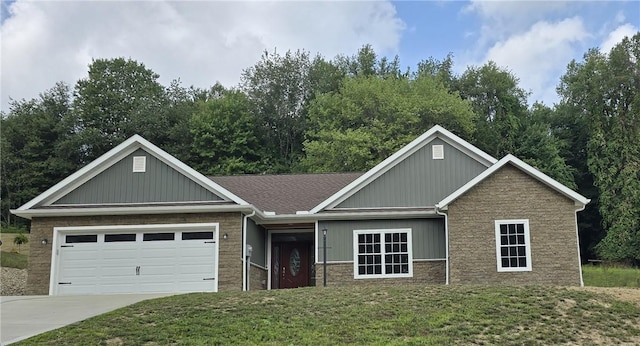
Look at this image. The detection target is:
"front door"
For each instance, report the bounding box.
[271,242,310,289]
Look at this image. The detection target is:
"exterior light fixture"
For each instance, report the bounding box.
[41,239,48,245]
[223,233,228,240]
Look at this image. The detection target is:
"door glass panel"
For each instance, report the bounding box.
[66,235,98,243]
[143,233,175,241]
[105,234,136,242]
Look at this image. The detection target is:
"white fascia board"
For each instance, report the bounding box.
[436,154,590,208]
[11,204,255,220]
[252,209,439,225]
[309,125,497,214]
[18,135,144,210]
[17,134,250,211]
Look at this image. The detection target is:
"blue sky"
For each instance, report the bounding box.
[1,1,638,112]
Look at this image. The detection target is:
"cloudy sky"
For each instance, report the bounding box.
[1,0,638,112]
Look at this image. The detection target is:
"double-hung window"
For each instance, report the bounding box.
[494,219,532,272]
[353,229,413,279]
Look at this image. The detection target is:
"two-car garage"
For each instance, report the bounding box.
[51,223,219,295]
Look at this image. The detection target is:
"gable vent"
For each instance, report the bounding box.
[432,145,444,160]
[133,156,147,172]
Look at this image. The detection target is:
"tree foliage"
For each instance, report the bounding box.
[558,33,640,262]
[302,74,475,172]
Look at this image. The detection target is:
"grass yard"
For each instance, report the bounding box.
[583,265,640,288]
[15,285,640,345]
[0,251,28,269]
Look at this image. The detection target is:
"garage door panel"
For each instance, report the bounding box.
[56,226,217,295]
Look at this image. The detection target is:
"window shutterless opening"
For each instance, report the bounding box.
[143,233,175,241]
[105,234,137,242]
[182,232,214,240]
[66,235,98,243]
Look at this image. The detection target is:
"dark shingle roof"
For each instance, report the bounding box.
[209,173,363,215]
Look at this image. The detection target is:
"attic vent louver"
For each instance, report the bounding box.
[432,145,444,160]
[133,156,146,172]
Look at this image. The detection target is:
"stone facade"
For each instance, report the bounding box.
[27,212,243,295]
[315,261,445,286]
[447,164,581,286]
[249,264,268,290]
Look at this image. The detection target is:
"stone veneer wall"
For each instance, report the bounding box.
[315,261,445,286]
[27,212,243,295]
[447,164,581,286]
[249,264,268,290]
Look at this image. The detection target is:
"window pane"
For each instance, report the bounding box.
[367,266,373,274]
[510,258,518,267]
[401,254,408,263]
[374,255,381,264]
[359,245,365,253]
[518,246,526,256]
[385,244,391,252]
[104,234,136,242]
[509,247,517,256]
[385,233,391,242]
[501,236,508,245]
[402,264,408,273]
[358,234,365,243]
[385,254,392,263]
[143,233,175,241]
[393,244,399,252]
[358,256,365,264]
[394,264,401,273]
[509,235,516,244]
[516,223,524,233]
[374,266,382,274]
[374,234,380,242]
[374,244,380,253]
[393,233,400,242]
[502,258,510,267]
[401,233,407,242]
[365,234,372,243]
[401,244,407,252]
[359,267,365,275]
[519,258,527,267]
[501,247,508,256]
[385,265,392,274]
[517,235,525,244]
[366,244,373,253]
[66,235,98,243]
[500,224,508,234]
[181,232,213,240]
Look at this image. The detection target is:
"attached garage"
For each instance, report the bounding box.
[51,223,219,295]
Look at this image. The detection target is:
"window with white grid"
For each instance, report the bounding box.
[353,229,413,279]
[495,220,532,272]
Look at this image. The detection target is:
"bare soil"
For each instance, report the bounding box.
[573,286,640,307]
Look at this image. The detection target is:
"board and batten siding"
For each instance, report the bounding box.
[54,149,223,205]
[317,218,445,262]
[246,218,266,267]
[336,138,488,208]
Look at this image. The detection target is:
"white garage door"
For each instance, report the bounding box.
[53,224,218,295]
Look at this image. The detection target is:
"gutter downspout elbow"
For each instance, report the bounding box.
[242,210,256,291]
[435,205,450,285]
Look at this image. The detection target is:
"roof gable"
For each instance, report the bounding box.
[17,135,248,210]
[310,125,497,213]
[436,154,590,208]
[335,138,489,209]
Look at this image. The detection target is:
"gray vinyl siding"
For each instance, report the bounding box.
[246,218,266,267]
[336,138,487,208]
[317,218,445,262]
[54,149,223,205]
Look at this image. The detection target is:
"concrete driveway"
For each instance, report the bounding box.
[1,294,173,345]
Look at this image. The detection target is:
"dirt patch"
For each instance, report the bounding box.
[572,287,640,307]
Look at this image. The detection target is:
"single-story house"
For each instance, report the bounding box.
[12,125,590,295]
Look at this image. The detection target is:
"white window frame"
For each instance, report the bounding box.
[494,219,532,272]
[353,228,413,279]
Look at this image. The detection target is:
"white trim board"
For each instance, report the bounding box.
[436,154,590,209]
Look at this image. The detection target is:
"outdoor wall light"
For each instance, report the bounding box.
[41,239,48,245]
[223,233,228,240]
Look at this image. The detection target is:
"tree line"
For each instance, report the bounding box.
[2,33,638,263]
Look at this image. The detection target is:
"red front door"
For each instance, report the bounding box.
[272,242,310,289]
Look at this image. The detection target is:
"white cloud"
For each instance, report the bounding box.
[483,17,589,105]
[0,1,405,112]
[600,23,638,53]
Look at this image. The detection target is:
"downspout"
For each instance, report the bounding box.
[575,203,588,287]
[242,210,256,291]
[435,205,450,285]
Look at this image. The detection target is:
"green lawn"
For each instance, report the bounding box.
[0,251,28,269]
[583,265,640,288]
[15,285,640,345]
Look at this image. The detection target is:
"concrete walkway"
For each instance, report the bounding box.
[1,294,173,345]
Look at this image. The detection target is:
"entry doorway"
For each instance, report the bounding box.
[270,232,315,289]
